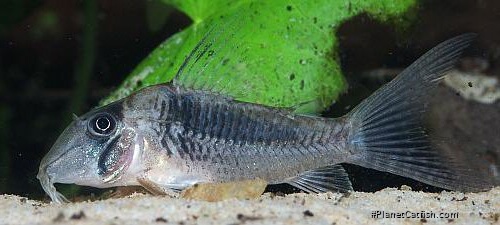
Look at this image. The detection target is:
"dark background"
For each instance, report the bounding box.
[1,0,499,200]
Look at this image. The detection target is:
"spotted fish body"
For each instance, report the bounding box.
[123,86,348,185]
[38,34,489,203]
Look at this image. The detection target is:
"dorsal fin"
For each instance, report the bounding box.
[172,28,323,115]
[172,13,255,100]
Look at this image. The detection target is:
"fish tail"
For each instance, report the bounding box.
[345,33,489,192]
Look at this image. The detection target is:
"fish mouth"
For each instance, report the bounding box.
[36,166,69,203]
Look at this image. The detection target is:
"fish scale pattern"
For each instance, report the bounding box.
[143,87,348,182]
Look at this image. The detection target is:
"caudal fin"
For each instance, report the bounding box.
[346,34,490,192]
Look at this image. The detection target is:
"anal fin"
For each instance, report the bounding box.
[285,165,353,193]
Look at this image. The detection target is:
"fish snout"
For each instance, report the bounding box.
[36,160,69,203]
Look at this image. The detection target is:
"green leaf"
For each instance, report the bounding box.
[103,0,417,113]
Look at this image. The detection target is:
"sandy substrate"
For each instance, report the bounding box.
[1,187,499,225]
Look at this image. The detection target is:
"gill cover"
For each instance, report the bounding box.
[97,128,136,183]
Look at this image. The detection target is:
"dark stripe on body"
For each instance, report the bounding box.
[156,92,334,165]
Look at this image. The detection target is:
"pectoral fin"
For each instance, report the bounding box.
[285,165,353,193]
[137,177,180,197]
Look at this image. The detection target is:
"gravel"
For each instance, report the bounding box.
[1,186,498,225]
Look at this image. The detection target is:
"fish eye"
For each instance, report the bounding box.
[88,113,116,137]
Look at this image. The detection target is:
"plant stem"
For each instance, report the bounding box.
[66,0,98,118]
[61,0,98,197]
[0,106,10,193]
